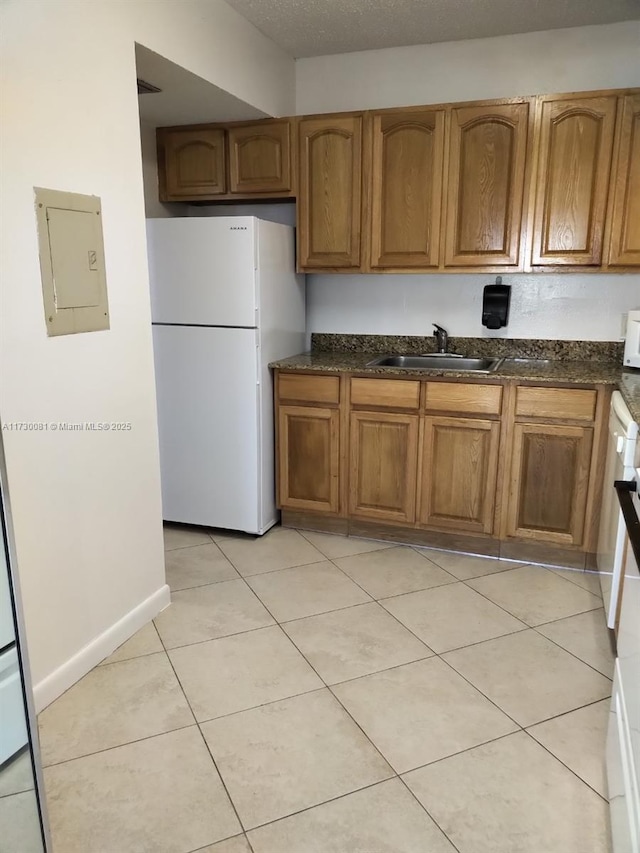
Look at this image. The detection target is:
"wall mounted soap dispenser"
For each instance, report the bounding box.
[482,277,511,330]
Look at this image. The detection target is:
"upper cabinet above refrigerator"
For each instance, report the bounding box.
[157,120,297,203]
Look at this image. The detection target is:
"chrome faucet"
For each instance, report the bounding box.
[433,324,449,354]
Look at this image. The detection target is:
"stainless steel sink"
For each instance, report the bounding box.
[365,354,504,373]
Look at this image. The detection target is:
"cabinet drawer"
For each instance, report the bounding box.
[351,378,420,410]
[425,382,502,415]
[515,387,596,422]
[278,374,340,405]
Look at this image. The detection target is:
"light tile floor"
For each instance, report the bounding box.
[40,524,614,853]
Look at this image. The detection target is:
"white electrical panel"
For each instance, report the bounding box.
[35,187,110,336]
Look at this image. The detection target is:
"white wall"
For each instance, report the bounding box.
[196,203,297,226]
[0,0,294,708]
[131,0,294,118]
[296,21,640,113]
[307,274,638,341]
[297,21,640,341]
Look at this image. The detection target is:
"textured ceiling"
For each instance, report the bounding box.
[223,0,640,57]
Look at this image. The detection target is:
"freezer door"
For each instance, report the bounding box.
[147,217,257,327]
[153,325,261,533]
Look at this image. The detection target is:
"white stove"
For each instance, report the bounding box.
[606,436,640,853]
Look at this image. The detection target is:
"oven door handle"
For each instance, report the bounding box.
[614,480,640,568]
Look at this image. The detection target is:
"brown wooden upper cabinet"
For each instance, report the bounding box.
[531,96,617,266]
[444,102,530,268]
[158,120,295,202]
[158,128,226,200]
[297,114,363,270]
[369,109,445,269]
[607,93,640,267]
[228,119,294,196]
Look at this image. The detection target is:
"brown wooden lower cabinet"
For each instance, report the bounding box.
[278,405,340,514]
[349,411,419,523]
[275,371,606,564]
[419,416,500,535]
[505,423,594,546]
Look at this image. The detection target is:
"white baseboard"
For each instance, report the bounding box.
[33,585,171,713]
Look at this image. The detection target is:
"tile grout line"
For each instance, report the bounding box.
[156,618,251,841]
[531,604,604,630]
[400,729,525,777]
[533,603,606,628]
[155,618,279,652]
[396,774,465,853]
[187,832,254,853]
[525,695,612,727]
[434,653,525,730]
[0,787,36,801]
[521,728,610,803]
[545,567,605,599]
[194,684,328,726]
[41,721,198,770]
[236,557,329,580]
[297,527,396,559]
[538,562,606,593]
[167,574,243,594]
[241,777,414,837]
[456,569,607,638]
[531,618,614,681]
[164,540,215,553]
[323,550,458,610]
[279,598,379,627]
[441,648,613,730]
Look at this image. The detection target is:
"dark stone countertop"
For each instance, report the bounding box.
[619,371,640,422]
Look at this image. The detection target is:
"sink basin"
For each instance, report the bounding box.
[366,354,504,373]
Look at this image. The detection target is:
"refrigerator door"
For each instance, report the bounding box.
[153,325,261,533]
[147,217,258,327]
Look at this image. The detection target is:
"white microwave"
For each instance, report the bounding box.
[624,310,640,369]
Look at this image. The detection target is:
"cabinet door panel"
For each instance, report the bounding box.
[162,129,226,198]
[445,103,529,266]
[532,97,616,265]
[370,110,445,268]
[349,412,418,523]
[278,406,339,514]
[229,121,292,195]
[608,94,640,267]
[419,417,500,534]
[298,115,362,269]
[506,423,593,545]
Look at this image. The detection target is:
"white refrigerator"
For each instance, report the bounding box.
[147,216,305,535]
